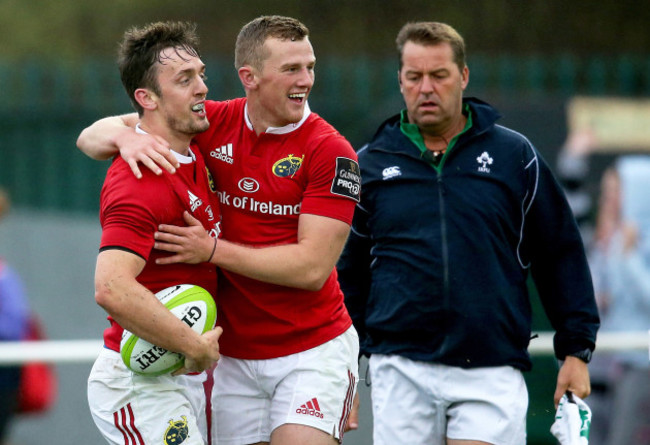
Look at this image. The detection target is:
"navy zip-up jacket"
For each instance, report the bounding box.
[338,98,599,371]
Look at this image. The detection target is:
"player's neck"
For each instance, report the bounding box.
[245,100,271,136]
[138,120,191,156]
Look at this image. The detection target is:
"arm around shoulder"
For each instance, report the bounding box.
[76,113,140,160]
[77,113,179,177]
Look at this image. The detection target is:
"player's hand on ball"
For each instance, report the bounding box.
[173,326,223,375]
[121,284,218,376]
[155,212,214,265]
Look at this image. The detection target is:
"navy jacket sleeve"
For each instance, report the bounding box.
[337,203,373,355]
[522,149,600,359]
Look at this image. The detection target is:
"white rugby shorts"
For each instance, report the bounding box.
[211,326,359,445]
[369,354,528,445]
[87,347,209,445]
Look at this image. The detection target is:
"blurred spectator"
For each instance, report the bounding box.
[0,188,30,444]
[588,156,650,444]
[555,128,599,242]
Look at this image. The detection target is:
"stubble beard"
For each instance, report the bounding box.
[167,114,209,138]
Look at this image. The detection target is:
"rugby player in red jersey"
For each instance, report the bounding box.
[86,21,222,445]
[78,16,360,445]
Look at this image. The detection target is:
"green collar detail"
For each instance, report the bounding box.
[399,103,473,168]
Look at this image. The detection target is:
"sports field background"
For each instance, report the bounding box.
[1,1,649,444]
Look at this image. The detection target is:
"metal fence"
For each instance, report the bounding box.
[1,53,650,214]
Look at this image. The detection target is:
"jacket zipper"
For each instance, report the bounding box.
[437,172,451,347]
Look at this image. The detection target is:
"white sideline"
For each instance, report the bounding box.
[0,331,648,365]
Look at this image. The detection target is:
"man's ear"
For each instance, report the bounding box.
[238,65,258,91]
[134,88,158,111]
[460,66,470,91]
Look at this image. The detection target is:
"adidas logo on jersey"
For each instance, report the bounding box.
[188,191,202,212]
[295,397,324,419]
[210,143,234,164]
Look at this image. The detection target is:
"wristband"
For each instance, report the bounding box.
[206,237,217,263]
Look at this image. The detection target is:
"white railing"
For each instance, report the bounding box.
[0,331,648,365]
[526,330,650,355]
[0,339,103,365]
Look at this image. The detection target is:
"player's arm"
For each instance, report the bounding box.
[154,211,350,291]
[94,248,222,372]
[76,113,179,178]
[214,213,350,290]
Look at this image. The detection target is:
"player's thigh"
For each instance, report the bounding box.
[369,354,445,445]
[270,328,359,442]
[445,366,528,445]
[178,372,209,442]
[211,356,271,445]
[271,423,338,445]
[88,348,206,445]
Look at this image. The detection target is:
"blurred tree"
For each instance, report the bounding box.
[1,0,649,62]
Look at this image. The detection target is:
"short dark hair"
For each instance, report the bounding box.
[234,15,309,71]
[396,22,466,72]
[118,21,201,115]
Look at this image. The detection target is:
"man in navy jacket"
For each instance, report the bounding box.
[338,21,599,445]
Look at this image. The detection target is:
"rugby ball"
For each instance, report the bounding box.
[120,284,217,376]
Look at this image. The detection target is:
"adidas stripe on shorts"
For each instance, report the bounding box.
[87,347,209,445]
[211,326,359,445]
[369,354,528,445]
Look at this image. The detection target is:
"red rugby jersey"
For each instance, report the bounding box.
[193,98,361,359]
[99,148,220,351]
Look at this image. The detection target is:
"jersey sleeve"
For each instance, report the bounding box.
[300,131,361,225]
[99,163,168,260]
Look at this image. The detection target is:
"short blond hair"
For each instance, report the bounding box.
[234,15,309,71]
